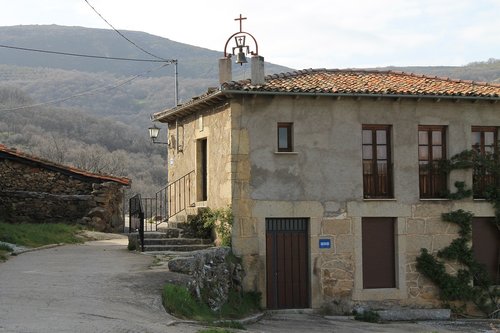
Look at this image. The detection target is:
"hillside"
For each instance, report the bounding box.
[0,25,291,79]
[0,24,499,198]
[381,58,500,84]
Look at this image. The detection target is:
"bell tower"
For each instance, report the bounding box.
[219,14,264,85]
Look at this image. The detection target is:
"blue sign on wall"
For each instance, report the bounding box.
[319,239,331,249]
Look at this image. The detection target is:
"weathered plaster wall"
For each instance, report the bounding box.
[0,159,125,231]
[230,94,499,309]
[166,104,232,212]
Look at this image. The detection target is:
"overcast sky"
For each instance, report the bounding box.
[1,0,499,70]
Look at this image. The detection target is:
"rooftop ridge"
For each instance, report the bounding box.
[257,68,500,89]
[0,144,130,185]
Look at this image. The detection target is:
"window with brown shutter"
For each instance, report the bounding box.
[362,125,393,198]
[472,126,498,199]
[419,125,447,198]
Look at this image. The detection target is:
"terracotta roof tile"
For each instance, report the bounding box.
[0,144,130,186]
[222,69,500,98]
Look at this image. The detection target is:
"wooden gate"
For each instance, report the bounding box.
[266,218,309,309]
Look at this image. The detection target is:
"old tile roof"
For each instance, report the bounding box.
[222,69,500,97]
[153,68,500,122]
[0,144,130,186]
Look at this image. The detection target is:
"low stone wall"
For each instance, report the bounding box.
[168,247,244,311]
[0,158,126,232]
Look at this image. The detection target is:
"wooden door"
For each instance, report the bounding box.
[362,217,396,289]
[266,218,309,309]
[472,217,500,284]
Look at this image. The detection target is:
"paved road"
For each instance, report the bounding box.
[0,238,198,333]
[1,238,498,333]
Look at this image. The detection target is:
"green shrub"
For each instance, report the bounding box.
[0,243,14,252]
[188,207,233,246]
[353,310,381,323]
[162,283,260,324]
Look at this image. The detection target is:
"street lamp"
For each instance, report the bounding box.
[148,124,168,145]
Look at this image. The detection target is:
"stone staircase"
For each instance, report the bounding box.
[140,231,213,252]
[129,206,213,252]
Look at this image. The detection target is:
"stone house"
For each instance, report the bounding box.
[151,65,500,311]
[0,144,130,232]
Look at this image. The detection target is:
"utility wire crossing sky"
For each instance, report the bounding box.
[1,0,499,69]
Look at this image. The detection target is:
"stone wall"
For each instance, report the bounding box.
[0,158,125,232]
[167,247,243,311]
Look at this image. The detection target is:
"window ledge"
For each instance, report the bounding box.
[363,198,397,201]
[419,198,450,201]
[274,151,299,155]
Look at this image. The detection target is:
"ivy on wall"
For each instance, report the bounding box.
[416,149,500,317]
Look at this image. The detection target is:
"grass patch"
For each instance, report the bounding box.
[0,223,84,248]
[163,283,215,322]
[162,283,260,325]
[198,329,234,333]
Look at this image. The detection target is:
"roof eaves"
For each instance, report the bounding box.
[152,90,226,123]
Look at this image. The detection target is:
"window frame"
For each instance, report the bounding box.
[277,122,293,152]
[418,125,448,199]
[472,126,498,199]
[362,124,393,199]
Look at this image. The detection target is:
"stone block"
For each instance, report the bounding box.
[348,201,411,217]
[240,217,257,237]
[432,234,456,252]
[232,236,259,255]
[322,219,351,235]
[335,234,354,253]
[425,218,449,235]
[406,218,425,234]
[376,309,450,321]
[406,235,432,254]
[413,202,452,218]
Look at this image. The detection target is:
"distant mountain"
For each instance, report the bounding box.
[0,25,291,79]
[379,58,500,84]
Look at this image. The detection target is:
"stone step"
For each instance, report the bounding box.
[166,221,188,229]
[144,228,182,239]
[142,238,212,246]
[142,244,214,252]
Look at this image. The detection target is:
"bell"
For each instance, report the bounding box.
[235,51,248,65]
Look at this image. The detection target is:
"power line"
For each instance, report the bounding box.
[0,63,170,112]
[0,43,172,63]
[83,0,166,61]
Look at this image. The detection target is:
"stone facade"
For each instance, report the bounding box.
[153,68,500,313]
[0,148,129,232]
[159,94,499,311]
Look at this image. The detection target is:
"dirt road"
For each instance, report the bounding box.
[0,238,198,333]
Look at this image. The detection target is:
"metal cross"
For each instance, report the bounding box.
[234,14,247,32]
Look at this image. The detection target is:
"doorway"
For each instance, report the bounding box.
[196,138,207,201]
[266,218,310,309]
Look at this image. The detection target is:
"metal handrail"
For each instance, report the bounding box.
[156,170,195,223]
[128,171,195,234]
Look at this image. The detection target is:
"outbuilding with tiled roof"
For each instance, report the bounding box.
[0,144,130,231]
